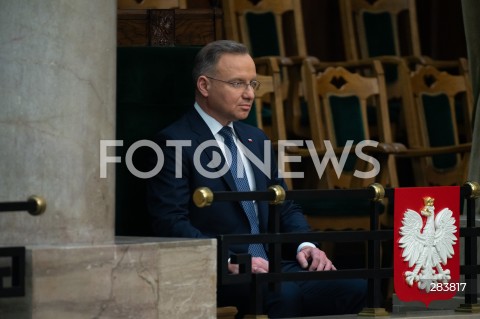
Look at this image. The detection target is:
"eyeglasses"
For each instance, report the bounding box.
[206,76,261,91]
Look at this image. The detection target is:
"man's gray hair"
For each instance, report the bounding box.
[192,40,250,84]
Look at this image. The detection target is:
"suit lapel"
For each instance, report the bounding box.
[186,109,270,231]
[186,109,237,191]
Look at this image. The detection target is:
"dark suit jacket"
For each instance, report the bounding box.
[146,107,311,258]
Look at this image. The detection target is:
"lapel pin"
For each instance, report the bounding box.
[248,138,253,142]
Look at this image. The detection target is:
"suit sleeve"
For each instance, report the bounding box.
[146,132,207,238]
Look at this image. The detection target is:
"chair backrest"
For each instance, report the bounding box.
[339,0,421,60]
[118,0,187,10]
[251,57,287,142]
[339,0,426,148]
[242,57,292,189]
[303,58,399,188]
[410,57,474,143]
[222,0,307,58]
[222,0,312,141]
[407,64,472,186]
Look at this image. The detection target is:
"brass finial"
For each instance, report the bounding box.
[28,195,47,216]
[193,187,214,207]
[464,181,480,199]
[268,185,286,205]
[369,183,385,202]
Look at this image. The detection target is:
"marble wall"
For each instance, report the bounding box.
[0,0,116,246]
[0,238,217,319]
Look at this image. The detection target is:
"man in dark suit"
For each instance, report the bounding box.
[146,40,366,318]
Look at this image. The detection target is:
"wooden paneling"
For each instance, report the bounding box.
[117,8,223,46]
[118,0,187,10]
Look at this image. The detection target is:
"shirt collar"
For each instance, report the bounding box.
[194,102,235,137]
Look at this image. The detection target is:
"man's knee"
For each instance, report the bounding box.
[266,282,302,318]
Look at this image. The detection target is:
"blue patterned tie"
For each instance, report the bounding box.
[219,126,268,260]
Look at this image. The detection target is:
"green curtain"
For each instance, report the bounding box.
[461,0,480,215]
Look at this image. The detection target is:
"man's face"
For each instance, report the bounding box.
[201,53,257,126]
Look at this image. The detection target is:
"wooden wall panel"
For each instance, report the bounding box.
[117,8,223,46]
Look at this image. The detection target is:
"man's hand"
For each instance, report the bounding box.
[297,246,336,271]
[228,257,269,274]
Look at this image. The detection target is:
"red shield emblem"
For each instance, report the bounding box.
[393,186,460,307]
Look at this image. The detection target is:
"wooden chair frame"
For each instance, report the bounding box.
[222,0,313,139]
[253,57,294,191]
[338,0,471,150]
[403,64,473,186]
[410,57,474,144]
[302,58,400,189]
[339,0,421,61]
[222,0,307,57]
[339,0,425,145]
[253,57,287,141]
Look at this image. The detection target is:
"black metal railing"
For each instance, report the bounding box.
[193,182,480,316]
[0,195,46,216]
[0,247,26,298]
[0,195,46,298]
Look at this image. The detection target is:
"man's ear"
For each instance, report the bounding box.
[197,76,209,97]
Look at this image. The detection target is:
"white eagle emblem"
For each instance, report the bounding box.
[398,197,457,292]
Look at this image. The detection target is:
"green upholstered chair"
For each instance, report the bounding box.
[296,58,403,264]
[222,0,307,58]
[338,0,467,150]
[116,46,201,236]
[401,64,473,186]
[339,0,424,145]
[236,58,393,270]
[409,57,473,145]
[337,0,472,188]
[222,0,313,139]
[302,58,400,189]
[340,0,422,61]
[242,57,293,190]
